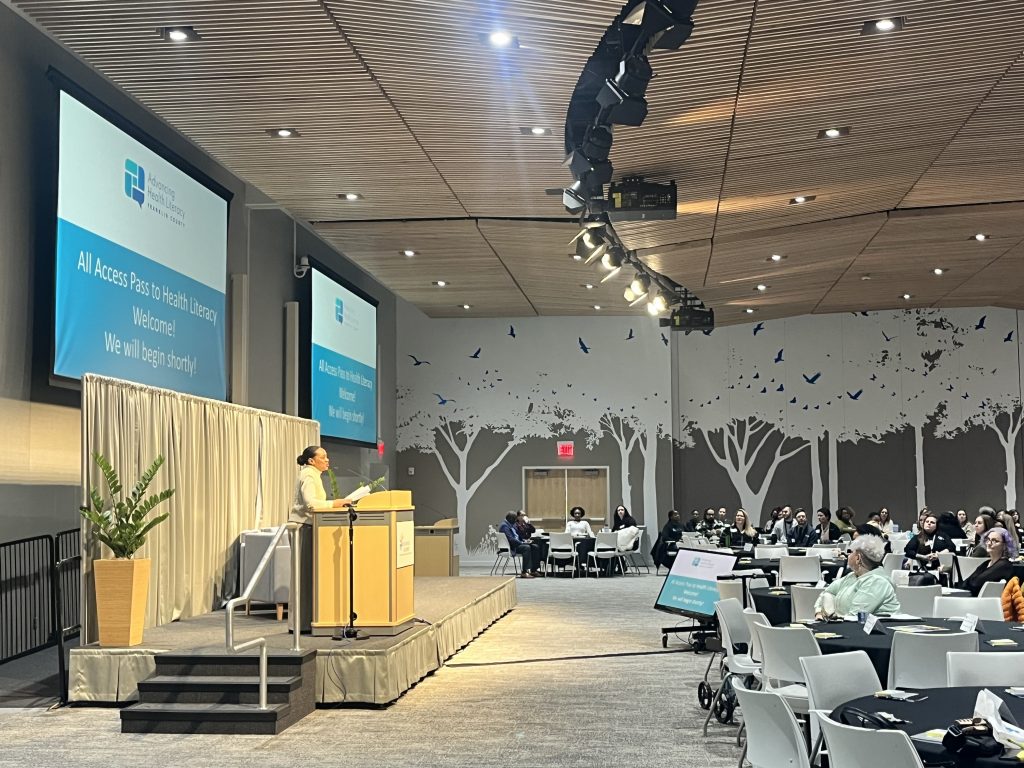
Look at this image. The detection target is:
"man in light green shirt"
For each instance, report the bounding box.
[814,534,900,619]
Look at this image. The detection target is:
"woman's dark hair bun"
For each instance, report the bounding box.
[297,445,321,466]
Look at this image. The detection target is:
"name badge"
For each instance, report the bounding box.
[815,579,826,589]
[960,613,979,633]
[863,614,879,635]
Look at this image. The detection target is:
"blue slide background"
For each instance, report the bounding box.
[54,218,227,399]
[657,572,723,616]
[312,343,376,444]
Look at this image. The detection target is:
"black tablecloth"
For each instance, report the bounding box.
[832,686,1024,768]
[808,619,1023,681]
[750,586,793,626]
[733,557,845,580]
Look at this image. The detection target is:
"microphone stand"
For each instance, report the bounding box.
[335,501,360,640]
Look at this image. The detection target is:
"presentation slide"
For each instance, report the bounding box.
[655,548,738,617]
[53,90,229,399]
[310,269,377,445]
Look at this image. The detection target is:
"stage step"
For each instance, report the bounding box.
[121,649,316,734]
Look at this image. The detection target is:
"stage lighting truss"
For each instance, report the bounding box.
[623,0,696,52]
[571,224,611,264]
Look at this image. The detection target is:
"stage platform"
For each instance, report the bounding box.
[69,576,516,707]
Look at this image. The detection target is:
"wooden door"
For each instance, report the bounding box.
[566,468,609,526]
[524,469,566,528]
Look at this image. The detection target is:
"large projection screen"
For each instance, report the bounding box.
[53,89,230,399]
[310,268,378,446]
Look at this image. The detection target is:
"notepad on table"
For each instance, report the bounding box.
[912,730,946,743]
[988,638,1018,647]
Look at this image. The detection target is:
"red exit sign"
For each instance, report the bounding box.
[557,441,574,458]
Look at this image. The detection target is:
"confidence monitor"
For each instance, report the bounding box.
[654,547,738,619]
[52,86,231,399]
[303,267,378,447]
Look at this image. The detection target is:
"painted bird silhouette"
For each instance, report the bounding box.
[626,328,635,340]
[789,397,797,404]
[882,330,895,343]
[469,347,481,359]
[508,324,517,338]
[753,322,765,336]
[847,389,863,400]
[1005,331,1015,343]
[753,372,760,379]
[777,384,785,392]
[870,373,877,381]
[661,333,669,346]
[802,372,821,384]
[408,354,431,366]
[774,349,784,363]
[702,329,713,336]
[976,315,987,330]
[760,387,767,394]
[433,393,454,405]
[578,337,591,354]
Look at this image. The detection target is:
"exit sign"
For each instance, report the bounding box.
[557,441,575,458]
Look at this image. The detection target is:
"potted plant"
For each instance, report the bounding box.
[80,452,174,647]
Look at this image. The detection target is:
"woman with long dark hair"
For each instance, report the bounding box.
[904,512,956,570]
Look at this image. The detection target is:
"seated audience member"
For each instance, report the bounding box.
[787,509,815,547]
[761,507,782,536]
[515,510,547,569]
[717,507,728,526]
[914,507,930,534]
[611,504,637,531]
[834,506,856,536]
[814,535,900,619]
[936,510,965,542]
[695,507,722,538]
[812,508,841,545]
[682,509,700,532]
[566,506,595,538]
[877,507,894,535]
[771,506,794,542]
[903,512,955,570]
[726,508,759,547]
[968,513,996,557]
[997,511,1022,553]
[651,509,685,570]
[1012,509,1024,542]
[853,523,891,553]
[960,527,1017,597]
[499,512,540,578]
[956,509,973,538]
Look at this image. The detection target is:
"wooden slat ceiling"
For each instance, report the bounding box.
[11,0,1024,323]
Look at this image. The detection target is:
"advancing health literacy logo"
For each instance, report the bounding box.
[124,159,145,207]
[335,298,344,323]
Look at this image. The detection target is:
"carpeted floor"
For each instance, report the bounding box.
[0,569,742,767]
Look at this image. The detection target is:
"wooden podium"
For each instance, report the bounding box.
[310,490,415,636]
[414,518,460,576]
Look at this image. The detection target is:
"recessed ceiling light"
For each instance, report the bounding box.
[434,280,447,287]
[788,195,816,205]
[593,305,602,310]
[973,233,989,241]
[484,30,518,48]
[768,254,785,262]
[933,267,945,276]
[402,249,416,257]
[461,304,471,310]
[572,253,583,261]
[818,127,850,139]
[582,283,594,290]
[339,192,363,201]
[902,293,912,300]
[267,128,300,138]
[860,274,872,281]
[520,127,551,136]
[745,308,756,314]
[158,25,200,42]
[861,16,906,35]
[755,284,768,292]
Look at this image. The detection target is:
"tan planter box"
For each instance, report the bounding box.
[94,558,150,647]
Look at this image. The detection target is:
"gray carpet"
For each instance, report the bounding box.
[0,570,741,767]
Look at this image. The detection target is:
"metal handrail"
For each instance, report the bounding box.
[224,522,301,710]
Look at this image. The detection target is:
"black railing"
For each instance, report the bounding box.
[0,528,81,702]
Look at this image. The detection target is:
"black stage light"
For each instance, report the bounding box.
[623,1,696,51]
[572,225,610,264]
[563,182,588,213]
[597,56,652,126]
[568,152,613,188]
[581,124,614,162]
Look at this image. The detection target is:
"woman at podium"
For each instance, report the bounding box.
[288,446,356,632]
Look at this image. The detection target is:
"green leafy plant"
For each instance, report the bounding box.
[79,453,175,559]
[326,469,387,499]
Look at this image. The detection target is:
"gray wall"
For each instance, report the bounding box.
[0,3,396,542]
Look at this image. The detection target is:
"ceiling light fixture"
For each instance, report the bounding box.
[583,283,595,290]
[629,273,651,297]
[484,30,518,48]
[520,126,550,136]
[755,284,767,292]
[861,274,872,281]
[572,253,583,261]
[789,195,816,205]
[461,304,471,310]
[902,293,912,300]
[768,254,785,262]
[933,267,945,276]
[433,280,447,287]
[745,308,756,314]
[593,305,602,310]
[339,192,362,201]
[571,224,610,264]
[818,126,850,139]
[973,233,989,241]
[647,292,668,316]
[861,16,906,35]
[158,25,201,42]
[402,249,416,257]
[268,128,300,138]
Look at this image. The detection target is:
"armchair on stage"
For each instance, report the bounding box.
[310,490,416,636]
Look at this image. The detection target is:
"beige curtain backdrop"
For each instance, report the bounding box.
[80,375,318,643]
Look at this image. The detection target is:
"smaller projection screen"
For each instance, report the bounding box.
[309,268,378,446]
[52,88,230,398]
[654,548,738,618]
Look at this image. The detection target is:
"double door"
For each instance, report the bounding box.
[523,466,609,530]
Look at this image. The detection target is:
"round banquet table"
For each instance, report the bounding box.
[733,556,845,581]
[807,619,1023,681]
[832,686,1024,768]
[749,586,793,626]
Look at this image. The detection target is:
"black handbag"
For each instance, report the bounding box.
[908,571,939,587]
[840,707,899,730]
[942,718,1003,758]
